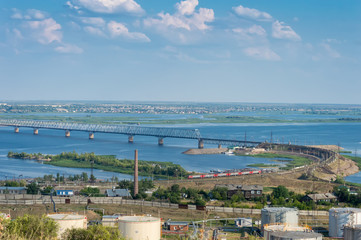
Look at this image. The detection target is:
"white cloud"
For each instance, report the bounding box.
[272,20,301,41]
[11,9,47,20]
[72,0,144,14]
[243,47,281,61]
[13,29,23,39]
[144,0,214,31]
[84,26,106,37]
[55,43,83,54]
[233,5,272,21]
[26,18,63,44]
[107,21,150,42]
[233,25,267,37]
[79,17,105,27]
[321,43,340,58]
[176,0,198,15]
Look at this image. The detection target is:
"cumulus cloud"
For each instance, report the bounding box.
[79,17,105,27]
[71,0,144,14]
[84,26,106,37]
[272,20,301,41]
[243,47,281,61]
[144,0,214,31]
[233,5,272,21]
[25,18,63,44]
[233,25,267,37]
[107,21,150,42]
[55,44,83,54]
[11,9,47,20]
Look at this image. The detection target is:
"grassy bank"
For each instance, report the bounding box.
[342,154,361,168]
[8,152,189,179]
[238,153,312,170]
[246,163,279,168]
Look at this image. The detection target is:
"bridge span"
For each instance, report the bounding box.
[0,119,262,148]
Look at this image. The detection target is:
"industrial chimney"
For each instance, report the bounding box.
[134,149,139,196]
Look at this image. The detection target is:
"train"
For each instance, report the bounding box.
[188,170,262,179]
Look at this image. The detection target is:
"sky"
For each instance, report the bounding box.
[0,0,360,104]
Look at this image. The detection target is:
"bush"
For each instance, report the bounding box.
[62,225,123,240]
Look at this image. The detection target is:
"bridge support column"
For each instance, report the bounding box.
[65,130,70,138]
[128,135,134,143]
[89,133,94,140]
[33,129,38,135]
[14,127,19,133]
[218,144,222,149]
[158,138,164,146]
[198,139,204,149]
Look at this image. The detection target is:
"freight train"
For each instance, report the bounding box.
[188,170,262,179]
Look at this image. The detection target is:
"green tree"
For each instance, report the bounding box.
[272,185,289,199]
[26,182,40,195]
[62,225,123,240]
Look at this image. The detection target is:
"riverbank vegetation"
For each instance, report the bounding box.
[238,153,312,170]
[7,151,189,179]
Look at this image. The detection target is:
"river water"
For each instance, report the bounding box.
[0,112,360,183]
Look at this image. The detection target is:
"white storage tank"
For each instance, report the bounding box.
[269,231,322,240]
[344,224,361,240]
[329,208,361,238]
[47,213,87,238]
[118,216,161,240]
[261,207,299,228]
[263,224,312,240]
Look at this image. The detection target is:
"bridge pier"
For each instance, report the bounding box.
[218,144,222,149]
[158,138,164,146]
[89,133,94,140]
[198,139,204,149]
[128,135,134,143]
[33,129,38,135]
[14,127,19,133]
[65,130,70,138]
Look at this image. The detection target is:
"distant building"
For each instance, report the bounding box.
[0,187,27,194]
[165,221,189,232]
[56,190,74,197]
[302,193,337,203]
[215,184,263,199]
[105,189,131,198]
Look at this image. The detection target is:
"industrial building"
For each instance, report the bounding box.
[261,207,299,228]
[215,184,263,199]
[329,208,361,238]
[0,187,26,194]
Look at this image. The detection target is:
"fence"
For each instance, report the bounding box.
[0,194,329,216]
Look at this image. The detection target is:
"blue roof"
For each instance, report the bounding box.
[56,190,74,194]
[0,187,26,190]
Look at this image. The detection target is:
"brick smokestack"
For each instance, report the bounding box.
[134,149,139,196]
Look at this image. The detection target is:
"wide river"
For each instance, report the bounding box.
[0,112,360,183]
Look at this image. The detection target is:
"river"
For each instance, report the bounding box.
[0,112,360,183]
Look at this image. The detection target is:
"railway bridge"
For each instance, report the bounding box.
[0,119,262,148]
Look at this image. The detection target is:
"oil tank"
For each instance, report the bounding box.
[118,216,161,240]
[263,224,312,240]
[269,231,322,240]
[344,224,361,240]
[329,208,361,238]
[47,213,87,238]
[261,207,299,228]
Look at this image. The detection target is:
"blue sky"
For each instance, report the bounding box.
[0,0,360,104]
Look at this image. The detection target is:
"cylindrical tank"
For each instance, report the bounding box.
[329,208,361,238]
[269,231,322,240]
[344,224,361,240]
[262,207,299,228]
[118,216,161,240]
[102,215,120,227]
[47,213,87,238]
[263,224,312,240]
